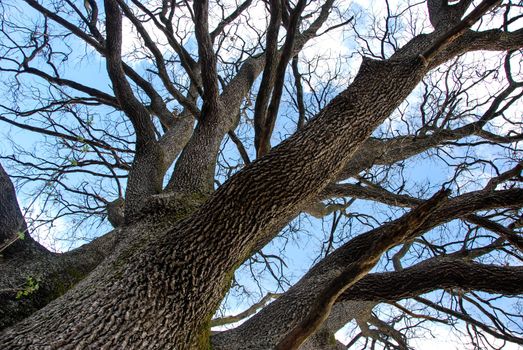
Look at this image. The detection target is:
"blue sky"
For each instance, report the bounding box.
[1,0,521,347]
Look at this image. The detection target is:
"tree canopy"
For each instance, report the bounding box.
[0,0,522,349]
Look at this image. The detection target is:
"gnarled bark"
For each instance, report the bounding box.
[0,1,521,349]
[212,188,523,349]
[0,163,118,330]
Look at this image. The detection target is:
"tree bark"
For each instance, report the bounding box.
[0,163,34,256]
[0,47,430,350]
[1,1,521,349]
[0,231,116,331]
[211,188,523,349]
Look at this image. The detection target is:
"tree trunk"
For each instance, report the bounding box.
[0,50,428,349]
[1,1,521,348]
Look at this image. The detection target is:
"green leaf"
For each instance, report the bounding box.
[17,231,25,240]
[15,277,40,300]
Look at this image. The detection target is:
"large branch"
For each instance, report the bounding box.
[342,259,523,303]
[194,0,221,119]
[165,0,340,194]
[303,258,522,349]
[253,0,283,157]
[258,0,308,157]
[427,0,474,30]
[336,117,518,182]
[161,1,225,195]
[332,59,522,185]
[0,163,31,255]
[421,0,502,65]
[429,27,523,68]
[104,0,166,217]
[156,82,201,173]
[167,0,517,197]
[212,188,523,349]
[300,301,376,350]
[0,230,117,331]
[104,0,156,146]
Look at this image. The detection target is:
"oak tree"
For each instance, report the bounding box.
[0,0,522,348]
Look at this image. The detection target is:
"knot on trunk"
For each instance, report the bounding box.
[106,198,125,228]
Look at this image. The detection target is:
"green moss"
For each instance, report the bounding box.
[135,191,209,227]
[66,266,86,281]
[51,279,70,299]
[111,237,149,278]
[328,332,337,345]
[171,192,209,219]
[196,319,212,350]
[47,266,87,300]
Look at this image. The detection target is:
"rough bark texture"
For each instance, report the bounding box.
[300,301,376,350]
[0,1,522,349]
[341,259,523,303]
[0,50,429,350]
[211,188,523,349]
[0,231,116,331]
[0,163,34,256]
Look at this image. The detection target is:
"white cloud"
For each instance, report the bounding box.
[22,199,68,253]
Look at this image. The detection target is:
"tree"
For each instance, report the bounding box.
[0,0,522,348]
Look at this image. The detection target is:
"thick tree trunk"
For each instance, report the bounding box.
[0,231,116,330]
[0,163,118,330]
[1,1,520,348]
[0,51,428,349]
[0,163,44,257]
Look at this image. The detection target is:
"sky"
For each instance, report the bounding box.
[0,0,521,348]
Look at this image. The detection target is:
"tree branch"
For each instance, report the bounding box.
[341,259,523,303]
[0,229,117,330]
[253,0,283,157]
[104,0,165,217]
[211,292,280,327]
[259,0,307,157]
[212,188,523,349]
[274,189,451,350]
[421,0,502,65]
[0,163,31,256]
[210,0,254,42]
[194,0,221,122]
